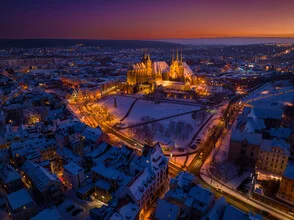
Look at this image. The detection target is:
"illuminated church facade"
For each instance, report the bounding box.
[127,50,195,87]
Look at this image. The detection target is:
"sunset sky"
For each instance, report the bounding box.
[1,0,293,39]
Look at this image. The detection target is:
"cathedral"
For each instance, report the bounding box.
[169,50,185,81]
[126,50,195,86]
[126,53,152,85]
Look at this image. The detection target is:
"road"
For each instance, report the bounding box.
[193,83,294,220]
[78,103,144,151]
[117,109,202,130]
[70,81,292,218]
[120,98,139,122]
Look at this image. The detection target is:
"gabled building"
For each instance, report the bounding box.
[155,199,180,220]
[22,161,63,206]
[266,127,294,160]
[30,206,61,220]
[228,129,262,166]
[10,137,57,165]
[63,162,84,188]
[6,188,37,220]
[90,143,168,217]
[256,139,290,177]
[126,143,169,212]
[239,106,282,130]
[162,172,214,219]
[0,162,22,193]
[90,199,139,220]
[277,162,294,205]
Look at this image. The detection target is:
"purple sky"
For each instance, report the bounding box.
[1,0,294,39]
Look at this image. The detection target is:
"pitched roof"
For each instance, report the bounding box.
[231,129,262,145]
[155,199,179,220]
[22,161,60,192]
[283,162,294,179]
[7,188,34,211]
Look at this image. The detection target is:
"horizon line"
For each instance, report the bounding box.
[1,36,294,41]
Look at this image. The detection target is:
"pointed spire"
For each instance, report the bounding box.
[180,50,183,64]
[172,50,174,62]
[176,49,179,61]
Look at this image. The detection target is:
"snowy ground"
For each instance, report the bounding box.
[124,111,207,150]
[244,81,294,111]
[93,95,136,120]
[212,128,232,162]
[207,120,252,190]
[125,99,200,124]
[100,98,204,149]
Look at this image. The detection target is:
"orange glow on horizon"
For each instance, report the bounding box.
[1,0,294,40]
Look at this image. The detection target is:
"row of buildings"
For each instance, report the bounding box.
[155,172,261,220]
[228,106,294,205]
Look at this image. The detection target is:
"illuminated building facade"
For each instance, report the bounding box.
[126,51,195,88]
[127,53,153,85]
[277,162,294,205]
[169,50,185,81]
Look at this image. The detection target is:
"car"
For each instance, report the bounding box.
[66,205,75,212]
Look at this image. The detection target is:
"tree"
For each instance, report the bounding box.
[114,97,117,108]
[192,111,197,125]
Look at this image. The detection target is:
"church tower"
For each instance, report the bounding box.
[180,50,183,65]
[146,53,152,76]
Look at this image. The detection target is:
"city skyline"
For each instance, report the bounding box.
[0,1,294,219]
[1,0,294,40]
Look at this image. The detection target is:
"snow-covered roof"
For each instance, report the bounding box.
[242,117,266,133]
[223,204,247,220]
[0,163,21,184]
[155,199,179,220]
[117,202,139,220]
[88,142,108,158]
[82,126,102,142]
[64,162,83,175]
[128,168,154,201]
[185,185,214,209]
[243,106,282,120]
[91,162,132,190]
[182,62,194,78]
[260,139,290,155]
[153,61,170,74]
[31,206,61,220]
[22,161,60,192]
[203,196,227,220]
[170,171,196,189]
[231,129,262,145]
[268,127,293,139]
[95,179,111,191]
[283,162,294,179]
[7,188,35,211]
[10,137,57,158]
[132,62,146,70]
